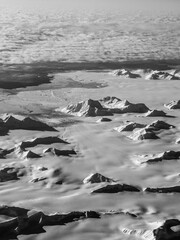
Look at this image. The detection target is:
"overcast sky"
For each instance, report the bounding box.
[1,0,180,13]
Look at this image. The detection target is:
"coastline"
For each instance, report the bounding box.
[0,58,180,90]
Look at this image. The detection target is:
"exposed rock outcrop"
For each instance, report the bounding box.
[61,99,113,117]
[83,173,115,184]
[101,98,149,113]
[145,71,180,80]
[145,110,167,117]
[164,100,180,109]
[114,121,145,132]
[100,96,122,107]
[110,69,141,78]
[61,97,150,117]
[0,148,14,159]
[115,120,173,134]
[92,183,140,193]
[102,209,138,218]
[129,128,159,141]
[14,147,41,159]
[153,219,180,240]
[17,136,69,150]
[43,147,76,157]
[0,167,19,182]
[0,205,29,217]
[146,120,175,131]
[149,150,180,161]
[133,150,180,164]
[0,122,9,136]
[0,163,27,178]
[0,205,100,239]
[96,117,112,122]
[22,150,41,159]
[176,138,180,144]
[30,177,47,183]
[0,114,56,131]
[145,186,180,193]
[2,204,168,239]
[0,217,19,239]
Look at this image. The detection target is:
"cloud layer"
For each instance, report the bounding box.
[0,7,180,64]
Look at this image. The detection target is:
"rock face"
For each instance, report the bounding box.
[61,99,113,117]
[61,96,150,117]
[30,174,48,184]
[0,167,19,182]
[151,151,180,161]
[0,217,19,237]
[165,100,180,109]
[92,183,140,193]
[134,150,180,164]
[0,163,27,178]
[44,148,76,157]
[100,96,122,107]
[96,117,112,122]
[111,69,141,78]
[115,120,173,134]
[153,219,180,240]
[104,210,138,218]
[0,148,14,159]
[129,128,159,141]
[146,120,175,131]
[83,173,115,184]
[145,71,180,80]
[114,121,145,132]
[145,186,180,193]
[15,149,39,161]
[145,110,167,117]
[102,99,149,114]
[18,136,69,150]
[0,121,9,136]
[1,114,56,131]
[0,205,100,239]
[30,176,47,183]
[0,205,29,217]
[22,150,41,159]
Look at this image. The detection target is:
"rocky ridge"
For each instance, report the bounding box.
[110,69,141,78]
[61,96,150,117]
[0,114,56,132]
[132,150,180,165]
[165,100,180,109]
[128,128,159,141]
[83,173,115,184]
[145,70,180,80]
